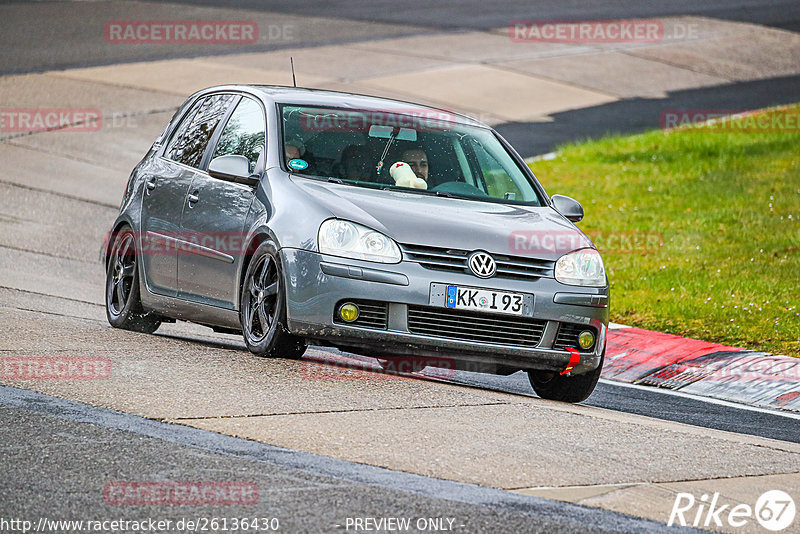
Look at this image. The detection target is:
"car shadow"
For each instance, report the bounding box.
[152,329,545,398]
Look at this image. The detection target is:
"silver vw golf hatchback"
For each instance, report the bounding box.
[104,85,609,402]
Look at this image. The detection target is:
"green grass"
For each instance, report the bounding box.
[530,106,800,356]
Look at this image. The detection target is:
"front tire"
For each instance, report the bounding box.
[528,352,604,403]
[240,241,307,359]
[105,227,161,334]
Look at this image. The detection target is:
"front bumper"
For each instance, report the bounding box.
[281,248,609,375]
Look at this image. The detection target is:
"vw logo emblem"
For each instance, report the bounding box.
[468,251,496,278]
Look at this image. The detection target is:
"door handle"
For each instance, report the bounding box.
[187,192,199,206]
[145,179,156,194]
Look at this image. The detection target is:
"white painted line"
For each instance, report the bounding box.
[608,322,630,329]
[514,481,646,492]
[599,378,800,420]
[526,152,557,162]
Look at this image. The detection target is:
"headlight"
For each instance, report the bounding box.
[555,248,606,287]
[318,219,401,263]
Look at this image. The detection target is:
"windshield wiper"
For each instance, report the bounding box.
[382,186,453,198]
[325,178,459,199]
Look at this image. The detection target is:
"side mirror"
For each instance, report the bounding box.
[208,155,259,186]
[551,194,584,223]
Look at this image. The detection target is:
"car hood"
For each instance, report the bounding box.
[292,178,593,261]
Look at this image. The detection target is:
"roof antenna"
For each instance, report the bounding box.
[290,57,296,88]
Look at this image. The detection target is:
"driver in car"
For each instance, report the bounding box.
[400,147,429,182]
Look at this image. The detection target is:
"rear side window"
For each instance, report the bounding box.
[211,97,266,174]
[166,94,236,168]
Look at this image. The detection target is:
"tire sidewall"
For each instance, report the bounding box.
[105,228,141,326]
[240,240,286,355]
[530,347,605,403]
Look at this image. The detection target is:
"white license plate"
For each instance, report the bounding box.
[444,285,525,316]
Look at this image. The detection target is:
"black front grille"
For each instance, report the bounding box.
[552,323,596,352]
[333,300,388,329]
[407,305,546,347]
[400,243,554,280]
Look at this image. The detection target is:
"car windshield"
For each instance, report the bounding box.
[280,104,544,206]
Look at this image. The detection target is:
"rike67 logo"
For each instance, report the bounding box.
[669,490,795,531]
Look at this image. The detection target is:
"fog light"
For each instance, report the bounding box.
[339,303,359,323]
[578,330,595,350]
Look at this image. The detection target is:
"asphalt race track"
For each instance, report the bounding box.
[1,386,694,534]
[3,0,800,156]
[1,1,799,532]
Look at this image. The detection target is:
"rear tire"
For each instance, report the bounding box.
[528,351,604,403]
[105,227,161,334]
[240,240,307,359]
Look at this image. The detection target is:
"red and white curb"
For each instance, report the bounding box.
[604,323,800,413]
